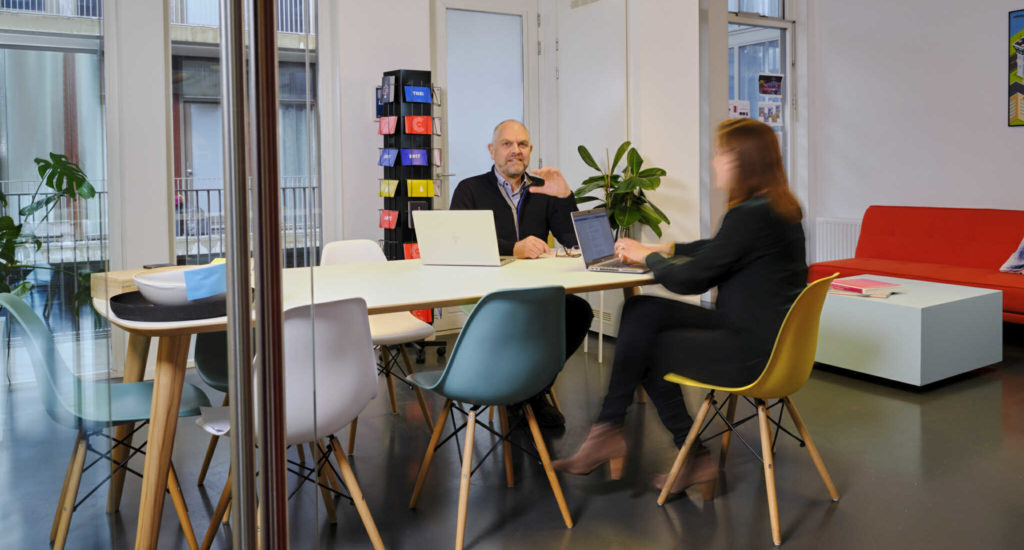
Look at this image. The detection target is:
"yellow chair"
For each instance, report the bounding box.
[658,274,840,546]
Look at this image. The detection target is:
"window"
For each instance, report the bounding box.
[728,0,782,18]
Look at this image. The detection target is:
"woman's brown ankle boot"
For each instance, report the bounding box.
[552,423,627,479]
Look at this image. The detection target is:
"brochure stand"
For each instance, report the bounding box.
[378,69,436,261]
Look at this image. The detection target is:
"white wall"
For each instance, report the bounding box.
[807,0,1024,223]
[319,0,431,244]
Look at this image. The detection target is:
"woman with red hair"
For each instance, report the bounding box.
[554,119,807,495]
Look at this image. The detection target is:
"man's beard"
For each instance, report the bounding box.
[501,159,527,179]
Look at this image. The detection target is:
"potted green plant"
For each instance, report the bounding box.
[574,141,670,238]
[0,153,97,316]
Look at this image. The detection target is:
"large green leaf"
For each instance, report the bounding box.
[646,201,670,224]
[574,179,606,198]
[626,148,643,177]
[637,167,666,178]
[577,145,602,172]
[610,141,631,174]
[614,204,643,229]
[20,195,59,218]
[639,208,664,237]
[637,177,661,190]
[640,202,669,224]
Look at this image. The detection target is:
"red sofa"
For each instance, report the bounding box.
[807,206,1024,323]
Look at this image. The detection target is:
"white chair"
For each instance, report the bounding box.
[321,240,436,448]
[199,297,385,550]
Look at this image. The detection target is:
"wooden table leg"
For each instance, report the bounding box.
[622,286,640,299]
[108,333,151,513]
[134,334,190,550]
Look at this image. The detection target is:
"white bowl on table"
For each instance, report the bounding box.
[133,265,223,306]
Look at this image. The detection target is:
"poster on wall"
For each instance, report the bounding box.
[728,99,750,119]
[758,73,784,97]
[758,102,782,127]
[1010,10,1024,126]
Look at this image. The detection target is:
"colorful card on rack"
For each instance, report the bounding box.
[410,308,433,324]
[407,179,434,197]
[405,115,432,135]
[431,148,442,167]
[431,85,442,106]
[432,116,442,135]
[379,179,399,197]
[403,242,420,259]
[375,87,384,118]
[378,148,398,167]
[379,209,399,229]
[401,149,428,166]
[407,200,429,228]
[404,85,432,103]
[381,75,395,103]
[378,116,397,135]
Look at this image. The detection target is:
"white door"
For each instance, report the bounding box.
[431,0,540,207]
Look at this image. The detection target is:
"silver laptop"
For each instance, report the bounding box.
[571,208,650,274]
[412,210,514,267]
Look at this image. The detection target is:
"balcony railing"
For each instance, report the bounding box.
[1,177,322,335]
[168,0,316,35]
[0,0,101,19]
[0,0,315,35]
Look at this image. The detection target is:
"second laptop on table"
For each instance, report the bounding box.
[571,208,650,274]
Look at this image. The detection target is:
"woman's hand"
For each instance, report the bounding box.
[614,238,657,265]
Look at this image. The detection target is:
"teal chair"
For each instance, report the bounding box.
[407,286,573,550]
[0,293,210,550]
[192,331,230,486]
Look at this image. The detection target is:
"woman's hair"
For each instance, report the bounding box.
[717,118,802,223]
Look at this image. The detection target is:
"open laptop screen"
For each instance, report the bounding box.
[573,210,616,265]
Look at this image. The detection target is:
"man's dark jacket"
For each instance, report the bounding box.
[450,167,579,255]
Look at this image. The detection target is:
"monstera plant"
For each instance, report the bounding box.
[574,141,670,238]
[0,153,97,317]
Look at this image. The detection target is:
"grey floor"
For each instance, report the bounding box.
[2,325,1023,549]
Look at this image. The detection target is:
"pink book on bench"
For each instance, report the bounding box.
[830,277,904,297]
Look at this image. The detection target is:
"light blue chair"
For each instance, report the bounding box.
[0,293,210,550]
[407,286,573,550]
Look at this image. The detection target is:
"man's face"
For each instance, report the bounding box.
[488,122,533,181]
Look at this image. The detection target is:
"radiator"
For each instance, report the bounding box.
[814,217,861,262]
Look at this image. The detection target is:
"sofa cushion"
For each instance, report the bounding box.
[856,206,1024,270]
[809,258,1024,314]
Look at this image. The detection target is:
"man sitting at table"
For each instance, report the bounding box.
[450,119,593,428]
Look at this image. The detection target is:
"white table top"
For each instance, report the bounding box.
[94,257,654,336]
[827,275,1001,310]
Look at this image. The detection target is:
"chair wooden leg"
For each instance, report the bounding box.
[201,474,232,550]
[329,437,385,550]
[488,406,494,423]
[636,386,647,403]
[524,405,573,528]
[222,500,231,524]
[498,406,515,487]
[51,430,83,542]
[309,442,338,524]
[758,402,782,546]
[708,394,738,497]
[198,394,229,486]
[400,345,435,432]
[296,442,307,463]
[548,387,562,412]
[318,439,342,492]
[455,410,477,550]
[167,464,200,550]
[658,392,715,506]
[348,417,359,455]
[410,399,453,508]
[53,433,87,550]
[107,333,149,513]
[784,397,840,501]
[383,349,399,414]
